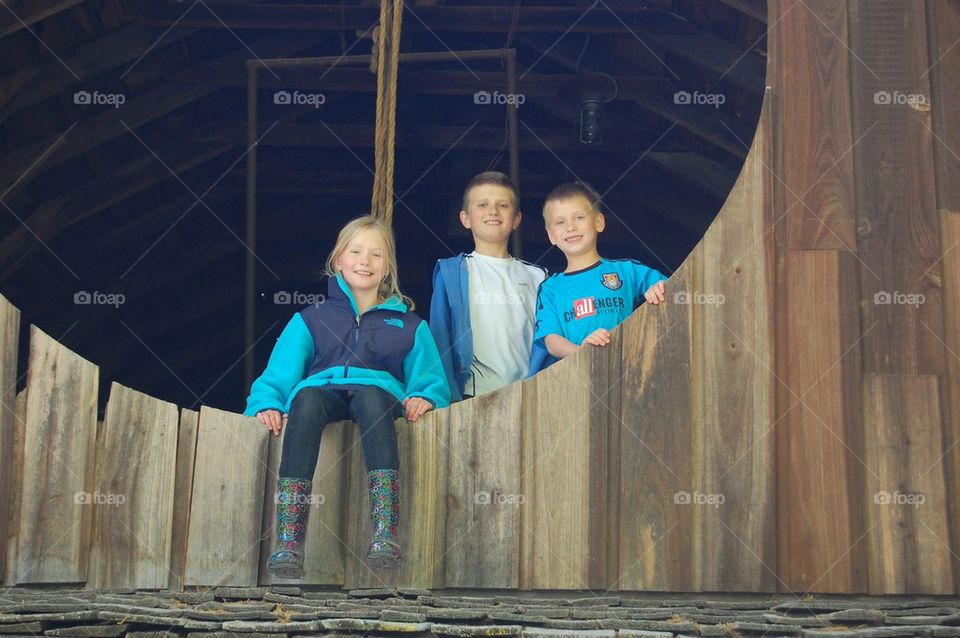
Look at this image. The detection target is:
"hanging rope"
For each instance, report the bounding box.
[370,0,404,225]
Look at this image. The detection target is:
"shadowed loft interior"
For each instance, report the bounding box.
[0,0,767,412]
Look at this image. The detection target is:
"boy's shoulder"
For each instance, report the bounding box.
[513,256,547,276]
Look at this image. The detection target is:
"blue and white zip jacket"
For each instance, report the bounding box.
[243,274,450,416]
[429,253,551,401]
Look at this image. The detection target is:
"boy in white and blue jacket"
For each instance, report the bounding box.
[429,172,548,402]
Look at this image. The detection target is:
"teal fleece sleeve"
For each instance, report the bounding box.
[403,320,452,409]
[243,313,315,416]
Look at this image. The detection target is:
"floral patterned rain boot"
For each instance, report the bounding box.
[266,476,312,579]
[366,468,401,569]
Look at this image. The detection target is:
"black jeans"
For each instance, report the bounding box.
[279,385,402,479]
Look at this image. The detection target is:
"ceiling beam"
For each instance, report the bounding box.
[715,0,768,24]
[0,30,326,198]
[516,34,754,158]
[0,20,196,120]
[142,4,697,35]
[175,65,675,103]
[0,0,83,39]
[190,120,684,153]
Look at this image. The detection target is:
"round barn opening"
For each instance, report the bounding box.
[0,1,766,412]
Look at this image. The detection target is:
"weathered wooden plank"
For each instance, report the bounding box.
[3,390,26,586]
[15,325,98,584]
[183,406,268,587]
[444,383,522,588]
[927,0,960,212]
[696,91,776,591]
[929,0,960,584]
[259,419,349,586]
[849,0,945,376]
[863,374,952,593]
[344,410,448,588]
[615,250,694,591]
[775,250,866,592]
[770,0,857,249]
[938,211,960,591]
[519,337,615,590]
[0,294,20,583]
[168,408,198,591]
[89,383,178,589]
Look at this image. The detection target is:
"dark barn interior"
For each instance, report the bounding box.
[0,0,766,413]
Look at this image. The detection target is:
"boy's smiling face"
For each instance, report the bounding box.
[460,183,521,248]
[544,195,605,259]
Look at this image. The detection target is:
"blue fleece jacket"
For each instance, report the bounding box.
[244,274,450,416]
[429,254,551,401]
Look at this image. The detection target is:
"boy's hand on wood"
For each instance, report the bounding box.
[403,397,433,422]
[583,328,611,347]
[644,280,666,305]
[257,409,284,436]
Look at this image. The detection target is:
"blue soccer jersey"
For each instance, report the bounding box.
[533,258,667,348]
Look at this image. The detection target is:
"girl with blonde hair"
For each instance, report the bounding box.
[245,215,449,575]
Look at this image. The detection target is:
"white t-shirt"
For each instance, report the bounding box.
[465,251,546,397]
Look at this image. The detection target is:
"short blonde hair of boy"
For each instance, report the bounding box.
[324,214,415,310]
[462,171,519,212]
[541,181,602,220]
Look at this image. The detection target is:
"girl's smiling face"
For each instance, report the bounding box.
[335,228,387,296]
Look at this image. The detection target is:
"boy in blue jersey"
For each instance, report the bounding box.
[533,182,667,362]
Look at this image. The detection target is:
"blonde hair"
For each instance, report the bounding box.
[324,215,415,310]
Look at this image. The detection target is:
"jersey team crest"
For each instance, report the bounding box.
[601,272,622,290]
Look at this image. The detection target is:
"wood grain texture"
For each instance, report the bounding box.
[930,0,960,587]
[259,419,350,586]
[697,90,776,591]
[344,410,448,589]
[168,408,198,591]
[770,0,857,249]
[940,211,960,592]
[775,250,866,592]
[616,250,694,592]
[444,383,522,588]
[15,325,98,585]
[183,406,268,587]
[520,337,615,590]
[927,0,960,212]
[3,390,26,586]
[849,0,945,376]
[0,294,19,583]
[863,374,952,593]
[89,383,179,589]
